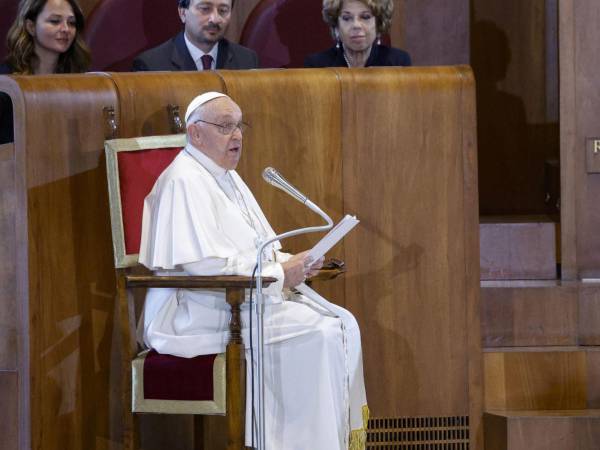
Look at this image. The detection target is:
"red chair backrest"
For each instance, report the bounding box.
[117,147,181,255]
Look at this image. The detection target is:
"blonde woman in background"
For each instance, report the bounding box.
[305,0,411,68]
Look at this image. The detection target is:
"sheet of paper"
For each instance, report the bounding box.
[307,214,359,262]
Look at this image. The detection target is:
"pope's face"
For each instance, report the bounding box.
[190,97,243,170]
[337,0,377,53]
[179,0,232,52]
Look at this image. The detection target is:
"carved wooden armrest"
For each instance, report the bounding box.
[124,274,276,289]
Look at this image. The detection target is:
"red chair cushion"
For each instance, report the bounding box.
[144,350,217,401]
[117,147,182,255]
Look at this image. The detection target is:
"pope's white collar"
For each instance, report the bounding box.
[185,143,228,178]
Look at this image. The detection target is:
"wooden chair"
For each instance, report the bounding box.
[104,134,275,450]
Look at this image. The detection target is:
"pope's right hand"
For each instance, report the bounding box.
[281,251,312,288]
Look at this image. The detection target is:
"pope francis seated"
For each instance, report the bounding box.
[138,91,368,450]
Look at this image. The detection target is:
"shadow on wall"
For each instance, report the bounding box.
[84,0,182,71]
[471,20,558,216]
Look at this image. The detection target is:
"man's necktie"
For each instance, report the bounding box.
[201,54,213,71]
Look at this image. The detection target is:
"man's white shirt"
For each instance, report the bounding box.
[184,33,219,70]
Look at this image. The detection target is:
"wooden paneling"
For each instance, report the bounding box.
[484,350,588,410]
[108,72,224,138]
[480,220,557,280]
[481,280,600,345]
[0,143,17,370]
[484,410,600,450]
[138,416,195,450]
[9,75,120,450]
[573,1,600,278]
[481,283,578,347]
[558,0,578,279]
[0,370,19,450]
[0,68,482,449]
[338,66,481,444]
[585,350,600,409]
[560,0,600,278]
[578,283,600,345]
[483,412,507,450]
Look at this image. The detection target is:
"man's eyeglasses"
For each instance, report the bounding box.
[194,119,250,135]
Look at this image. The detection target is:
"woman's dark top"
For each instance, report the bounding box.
[0,62,13,74]
[304,44,411,68]
[0,62,14,144]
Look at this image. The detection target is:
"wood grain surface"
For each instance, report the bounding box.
[18,74,119,450]
[0,371,18,450]
[563,0,600,278]
[481,283,578,347]
[108,71,225,138]
[337,66,481,449]
[485,410,600,450]
[484,349,588,410]
[0,67,482,449]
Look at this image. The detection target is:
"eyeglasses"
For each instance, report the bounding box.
[194,119,250,135]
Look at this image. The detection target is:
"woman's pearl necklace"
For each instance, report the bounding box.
[343,45,372,68]
[343,51,353,67]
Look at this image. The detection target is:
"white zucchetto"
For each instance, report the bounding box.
[184,91,229,123]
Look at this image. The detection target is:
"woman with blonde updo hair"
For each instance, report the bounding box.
[1,0,90,74]
[305,0,411,68]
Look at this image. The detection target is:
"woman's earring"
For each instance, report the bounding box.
[377,34,382,46]
[335,29,341,49]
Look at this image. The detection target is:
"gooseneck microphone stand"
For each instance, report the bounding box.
[253,168,333,450]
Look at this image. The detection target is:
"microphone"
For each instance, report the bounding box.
[262,167,307,204]
[254,167,334,449]
[262,167,332,225]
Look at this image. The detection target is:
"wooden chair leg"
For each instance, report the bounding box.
[227,341,246,450]
[118,271,140,450]
[226,288,246,450]
[193,416,205,450]
[123,412,140,450]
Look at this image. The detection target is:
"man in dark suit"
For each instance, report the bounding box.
[133,0,258,71]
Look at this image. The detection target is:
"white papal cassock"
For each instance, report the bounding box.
[138,143,368,450]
